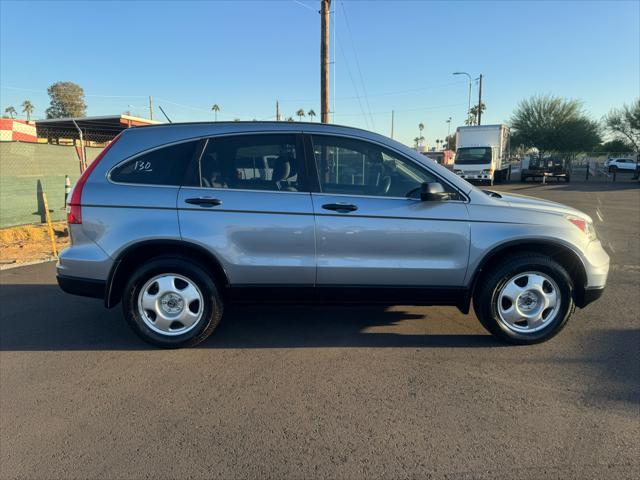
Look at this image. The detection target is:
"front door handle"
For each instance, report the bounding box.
[322,202,358,213]
[185,197,222,207]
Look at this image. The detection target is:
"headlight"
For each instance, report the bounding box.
[481,169,491,174]
[566,215,597,241]
[454,169,463,174]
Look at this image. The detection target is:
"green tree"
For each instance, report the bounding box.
[4,106,17,118]
[211,104,220,121]
[510,95,601,157]
[21,100,34,121]
[604,99,639,151]
[593,139,634,153]
[445,134,456,151]
[307,109,316,122]
[296,108,305,121]
[45,81,86,118]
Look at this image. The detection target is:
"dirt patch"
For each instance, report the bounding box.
[0,222,69,267]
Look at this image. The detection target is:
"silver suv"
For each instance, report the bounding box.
[57,122,609,348]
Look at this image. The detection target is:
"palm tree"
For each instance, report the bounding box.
[21,100,34,121]
[296,108,305,121]
[307,109,316,122]
[4,106,17,118]
[469,102,486,125]
[418,122,425,145]
[414,137,420,148]
[211,104,220,121]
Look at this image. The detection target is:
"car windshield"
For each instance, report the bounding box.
[455,147,491,164]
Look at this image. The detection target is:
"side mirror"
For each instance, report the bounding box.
[420,182,450,201]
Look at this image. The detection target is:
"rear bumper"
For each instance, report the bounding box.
[575,286,605,309]
[57,274,106,300]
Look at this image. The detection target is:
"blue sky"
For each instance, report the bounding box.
[1,0,638,147]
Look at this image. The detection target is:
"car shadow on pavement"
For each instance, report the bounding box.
[0,284,502,351]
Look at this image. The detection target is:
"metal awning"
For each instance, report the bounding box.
[35,115,162,141]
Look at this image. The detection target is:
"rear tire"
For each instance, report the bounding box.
[122,256,223,348]
[473,253,575,344]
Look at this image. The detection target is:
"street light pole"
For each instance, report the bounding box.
[477,74,483,126]
[453,72,472,121]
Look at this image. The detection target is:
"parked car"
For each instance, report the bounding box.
[57,122,609,348]
[604,158,638,172]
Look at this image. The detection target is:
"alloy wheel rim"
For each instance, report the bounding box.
[137,273,204,336]
[496,271,561,334]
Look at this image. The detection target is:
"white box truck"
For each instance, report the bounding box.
[453,124,510,185]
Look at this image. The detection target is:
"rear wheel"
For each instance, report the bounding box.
[473,253,575,344]
[122,257,223,348]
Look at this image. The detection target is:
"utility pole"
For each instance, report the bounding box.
[320,0,331,124]
[276,100,281,121]
[477,74,483,125]
[390,110,394,139]
[148,96,153,120]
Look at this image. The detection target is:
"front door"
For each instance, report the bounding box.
[309,134,470,287]
[178,133,316,285]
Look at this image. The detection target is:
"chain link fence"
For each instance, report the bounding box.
[0,131,112,228]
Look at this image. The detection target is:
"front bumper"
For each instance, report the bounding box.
[457,173,492,181]
[57,274,106,300]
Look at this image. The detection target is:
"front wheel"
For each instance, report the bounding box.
[122,257,223,348]
[473,254,575,344]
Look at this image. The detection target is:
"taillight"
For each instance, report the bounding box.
[67,133,122,224]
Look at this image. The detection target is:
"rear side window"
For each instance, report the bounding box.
[110,140,199,185]
[196,134,305,192]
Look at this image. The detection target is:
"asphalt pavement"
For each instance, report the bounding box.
[1,181,638,479]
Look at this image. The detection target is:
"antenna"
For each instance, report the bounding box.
[158,106,172,123]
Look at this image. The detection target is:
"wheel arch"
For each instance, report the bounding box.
[459,239,588,314]
[105,240,230,308]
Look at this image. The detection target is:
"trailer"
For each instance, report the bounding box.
[521,155,571,183]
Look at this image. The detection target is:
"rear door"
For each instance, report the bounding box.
[178,133,316,285]
[308,134,470,287]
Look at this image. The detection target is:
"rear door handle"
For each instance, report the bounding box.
[322,202,358,213]
[185,197,222,207]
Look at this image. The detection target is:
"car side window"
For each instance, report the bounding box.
[110,140,199,185]
[197,134,304,192]
[311,135,452,199]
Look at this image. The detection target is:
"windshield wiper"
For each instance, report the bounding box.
[482,190,502,198]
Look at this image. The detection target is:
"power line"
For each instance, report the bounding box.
[336,35,370,130]
[340,1,375,131]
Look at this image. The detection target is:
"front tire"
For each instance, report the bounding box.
[122,257,223,348]
[473,253,575,344]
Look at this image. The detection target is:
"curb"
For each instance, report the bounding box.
[0,258,57,271]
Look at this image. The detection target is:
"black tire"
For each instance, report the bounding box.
[473,253,575,345]
[609,165,617,173]
[122,256,223,348]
